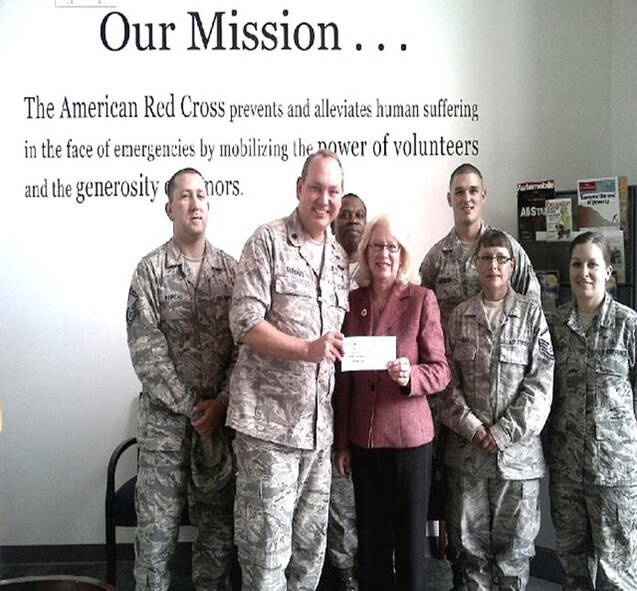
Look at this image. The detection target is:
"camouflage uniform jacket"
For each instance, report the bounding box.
[547,294,637,486]
[441,289,554,479]
[227,209,349,451]
[126,238,237,451]
[419,224,541,331]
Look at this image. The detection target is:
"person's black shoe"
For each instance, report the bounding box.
[334,567,355,591]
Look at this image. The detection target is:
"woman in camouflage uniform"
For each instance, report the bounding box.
[547,231,637,590]
[441,229,554,591]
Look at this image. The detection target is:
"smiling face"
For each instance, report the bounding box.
[296,155,343,242]
[448,172,486,230]
[475,245,514,301]
[366,222,401,288]
[569,241,612,309]
[165,171,209,244]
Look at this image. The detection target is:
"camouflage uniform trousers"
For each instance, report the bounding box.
[438,428,467,591]
[446,469,540,591]
[326,470,357,570]
[433,408,466,591]
[550,476,637,590]
[233,432,332,591]
[134,441,235,591]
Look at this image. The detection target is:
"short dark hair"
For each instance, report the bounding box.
[569,231,612,266]
[342,192,366,214]
[450,163,483,188]
[164,167,205,200]
[300,149,344,188]
[475,229,513,259]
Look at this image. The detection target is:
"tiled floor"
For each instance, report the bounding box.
[0,557,561,590]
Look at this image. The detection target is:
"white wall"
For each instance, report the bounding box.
[611,0,637,185]
[0,0,634,547]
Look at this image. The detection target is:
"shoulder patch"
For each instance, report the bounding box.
[126,287,140,326]
[538,330,554,360]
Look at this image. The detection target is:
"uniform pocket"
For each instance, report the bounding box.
[275,274,314,297]
[596,348,630,377]
[453,344,476,361]
[594,418,637,484]
[499,344,529,389]
[436,278,464,303]
[499,344,529,365]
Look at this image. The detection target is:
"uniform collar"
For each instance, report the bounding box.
[286,208,337,248]
[565,292,615,332]
[166,238,221,269]
[441,222,489,258]
[464,287,521,318]
[166,238,185,267]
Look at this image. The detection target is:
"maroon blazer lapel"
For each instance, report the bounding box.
[375,283,411,336]
[347,287,374,336]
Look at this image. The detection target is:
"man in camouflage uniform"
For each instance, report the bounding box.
[440,230,554,591]
[418,163,540,590]
[227,149,349,591]
[126,167,237,591]
[323,193,367,591]
[419,163,540,332]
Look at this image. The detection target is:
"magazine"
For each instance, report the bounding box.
[517,179,555,241]
[577,177,627,231]
[536,270,560,311]
[545,197,573,241]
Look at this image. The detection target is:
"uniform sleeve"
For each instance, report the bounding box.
[419,248,437,290]
[230,228,274,343]
[408,289,451,396]
[440,310,484,441]
[216,351,238,405]
[629,316,637,420]
[511,238,541,303]
[126,259,192,416]
[216,258,239,403]
[490,307,554,449]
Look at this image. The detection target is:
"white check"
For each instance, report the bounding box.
[341,336,397,372]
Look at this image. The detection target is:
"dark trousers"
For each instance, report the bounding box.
[351,442,432,591]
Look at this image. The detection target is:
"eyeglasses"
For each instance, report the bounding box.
[368,241,401,254]
[475,254,512,266]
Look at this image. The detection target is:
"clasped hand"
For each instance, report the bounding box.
[191,398,227,436]
[472,425,498,454]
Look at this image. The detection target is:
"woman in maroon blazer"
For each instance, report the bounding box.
[334,214,450,591]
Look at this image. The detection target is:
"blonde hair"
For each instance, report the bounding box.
[355,214,418,287]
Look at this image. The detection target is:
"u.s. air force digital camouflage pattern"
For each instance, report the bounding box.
[420,224,540,591]
[227,209,349,450]
[134,438,235,591]
[327,454,357,573]
[442,289,553,479]
[547,294,637,590]
[227,209,349,591]
[446,471,540,591]
[419,224,541,332]
[441,289,554,590]
[326,261,360,578]
[233,433,332,591]
[126,238,237,591]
